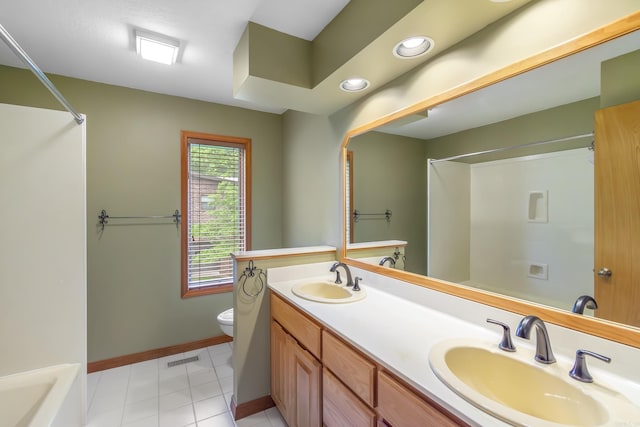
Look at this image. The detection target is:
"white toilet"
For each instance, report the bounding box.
[217,308,234,337]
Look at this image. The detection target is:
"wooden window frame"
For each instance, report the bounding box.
[347,150,354,244]
[180,131,252,298]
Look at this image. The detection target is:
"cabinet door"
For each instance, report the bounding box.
[271,321,293,421]
[271,319,322,427]
[377,371,465,427]
[291,343,322,427]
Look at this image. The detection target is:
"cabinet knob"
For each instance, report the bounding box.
[597,267,612,277]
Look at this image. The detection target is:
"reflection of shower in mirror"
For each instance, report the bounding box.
[427,148,594,311]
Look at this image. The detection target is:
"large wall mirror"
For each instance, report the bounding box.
[343,14,640,347]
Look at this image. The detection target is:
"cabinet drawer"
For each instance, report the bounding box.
[322,330,376,406]
[271,293,321,358]
[377,371,465,427]
[323,369,376,427]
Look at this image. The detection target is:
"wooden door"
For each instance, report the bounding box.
[594,99,640,327]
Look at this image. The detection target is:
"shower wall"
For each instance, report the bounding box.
[0,102,87,426]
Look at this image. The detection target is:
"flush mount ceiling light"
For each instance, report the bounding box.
[393,36,434,59]
[339,77,370,92]
[135,29,180,65]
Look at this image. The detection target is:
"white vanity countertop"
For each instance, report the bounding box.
[267,261,640,427]
[231,245,336,260]
[347,240,407,249]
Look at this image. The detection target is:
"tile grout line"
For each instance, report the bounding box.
[120,365,132,426]
[185,352,197,426]
[86,370,101,414]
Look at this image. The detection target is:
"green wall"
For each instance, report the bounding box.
[601,49,640,108]
[424,97,600,161]
[281,110,344,247]
[0,66,283,362]
[348,132,427,275]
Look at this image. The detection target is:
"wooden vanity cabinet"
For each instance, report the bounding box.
[270,293,467,427]
[271,294,322,427]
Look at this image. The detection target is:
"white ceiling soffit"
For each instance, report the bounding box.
[0,0,530,116]
[378,29,640,140]
[234,0,533,115]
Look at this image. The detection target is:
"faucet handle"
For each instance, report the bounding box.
[353,277,362,291]
[333,270,342,284]
[486,319,516,352]
[569,349,611,383]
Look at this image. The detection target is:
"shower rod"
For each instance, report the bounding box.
[0,24,84,125]
[429,132,594,164]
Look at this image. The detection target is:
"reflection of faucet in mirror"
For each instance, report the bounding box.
[515,316,556,364]
[330,262,354,287]
[572,295,598,315]
[379,256,396,268]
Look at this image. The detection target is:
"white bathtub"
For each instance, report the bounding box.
[0,363,80,427]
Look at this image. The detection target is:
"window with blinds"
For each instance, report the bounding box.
[180,131,251,298]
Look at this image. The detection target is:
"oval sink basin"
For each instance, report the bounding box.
[291,280,366,303]
[429,339,640,426]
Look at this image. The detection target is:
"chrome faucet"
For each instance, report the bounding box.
[379,256,396,268]
[486,319,516,352]
[353,276,362,291]
[330,262,354,287]
[572,295,598,314]
[515,315,556,364]
[569,349,611,383]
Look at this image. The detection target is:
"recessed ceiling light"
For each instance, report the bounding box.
[135,29,180,65]
[393,36,434,59]
[340,78,370,92]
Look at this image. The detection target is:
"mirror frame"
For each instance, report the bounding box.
[340,11,640,348]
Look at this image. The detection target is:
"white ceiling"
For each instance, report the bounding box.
[0,0,531,116]
[0,0,349,114]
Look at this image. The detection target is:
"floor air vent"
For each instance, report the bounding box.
[167,355,199,367]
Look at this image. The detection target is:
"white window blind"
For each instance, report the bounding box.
[186,140,246,289]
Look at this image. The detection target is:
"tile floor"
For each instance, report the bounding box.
[87,343,286,427]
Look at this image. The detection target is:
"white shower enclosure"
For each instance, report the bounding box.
[0,102,87,426]
[427,148,594,310]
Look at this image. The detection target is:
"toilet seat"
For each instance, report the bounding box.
[217,308,233,325]
[217,308,234,337]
